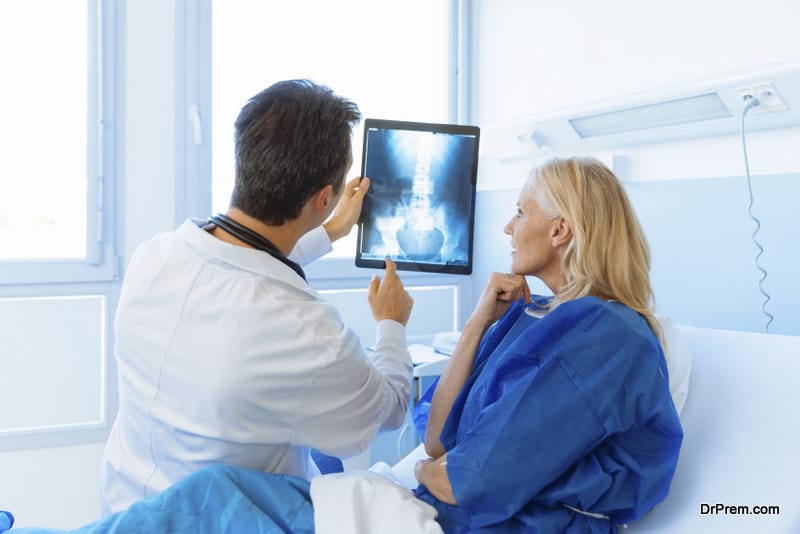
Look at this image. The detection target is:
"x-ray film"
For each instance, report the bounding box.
[355,119,480,274]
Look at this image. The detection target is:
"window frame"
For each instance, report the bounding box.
[0,0,121,286]
[0,0,123,451]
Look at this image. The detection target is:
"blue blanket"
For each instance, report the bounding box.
[3,465,315,533]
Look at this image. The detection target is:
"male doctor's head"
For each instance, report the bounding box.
[230,79,361,226]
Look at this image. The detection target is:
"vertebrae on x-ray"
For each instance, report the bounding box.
[393,135,445,259]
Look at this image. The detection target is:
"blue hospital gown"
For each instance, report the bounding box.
[414,296,683,533]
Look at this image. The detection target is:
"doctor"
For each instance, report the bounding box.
[100,79,414,517]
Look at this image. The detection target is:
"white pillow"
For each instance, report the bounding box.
[655,314,692,416]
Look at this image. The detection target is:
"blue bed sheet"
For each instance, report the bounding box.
[2,465,315,533]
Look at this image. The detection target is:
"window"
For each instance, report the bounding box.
[0,2,87,260]
[0,0,116,282]
[210,0,453,257]
[0,0,119,450]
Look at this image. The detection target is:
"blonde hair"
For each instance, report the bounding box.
[530,157,662,343]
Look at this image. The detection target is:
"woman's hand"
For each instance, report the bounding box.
[470,272,531,328]
[415,454,456,505]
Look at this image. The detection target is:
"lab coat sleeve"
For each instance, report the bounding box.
[289,226,333,266]
[292,318,412,457]
[370,320,415,429]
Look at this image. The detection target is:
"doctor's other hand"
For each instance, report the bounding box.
[368,258,413,326]
[470,272,531,327]
[323,176,371,243]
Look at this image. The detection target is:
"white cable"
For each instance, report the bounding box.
[396,421,412,461]
[740,96,774,334]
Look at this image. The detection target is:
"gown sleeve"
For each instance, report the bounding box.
[443,346,608,527]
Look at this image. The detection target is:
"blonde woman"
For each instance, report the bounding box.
[414,157,683,533]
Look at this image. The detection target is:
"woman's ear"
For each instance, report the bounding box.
[551,217,572,247]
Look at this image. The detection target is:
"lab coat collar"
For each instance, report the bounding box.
[180,218,314,294]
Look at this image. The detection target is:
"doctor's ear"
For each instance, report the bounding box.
[309,184,335,215]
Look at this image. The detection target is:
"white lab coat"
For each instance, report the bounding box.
[99,220,412,517]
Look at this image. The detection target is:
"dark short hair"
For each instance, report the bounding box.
[230,79,361,225]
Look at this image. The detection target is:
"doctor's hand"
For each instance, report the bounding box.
[323,176,371,243]
[469,272,531,328]
[368,259,413,326]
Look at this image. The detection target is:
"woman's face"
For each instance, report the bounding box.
[503,182,565,285]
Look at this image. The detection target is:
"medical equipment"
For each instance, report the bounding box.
[480,66,800,160]
[355,119,480,275]
[739,95,775,333]
[205,213,306,281]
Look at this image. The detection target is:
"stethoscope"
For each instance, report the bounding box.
[206,213,306,282]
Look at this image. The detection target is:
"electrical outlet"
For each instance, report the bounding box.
[734,82,788,113]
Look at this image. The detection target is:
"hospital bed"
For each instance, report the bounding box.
[311,321,800,533]
[620,324,800,532]
[3,324,799,533]
[364,323,799,532]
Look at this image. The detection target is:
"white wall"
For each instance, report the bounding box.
[478,125,800,192]
[476,0,800,125]
[0,444,104,529]
[472,0,800,336]
[475,0,800,190]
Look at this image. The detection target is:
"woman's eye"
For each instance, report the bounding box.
[515,208,523,218]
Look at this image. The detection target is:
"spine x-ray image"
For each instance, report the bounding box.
[357,126,478,273]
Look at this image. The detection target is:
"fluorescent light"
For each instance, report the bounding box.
[569,92,733,138]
